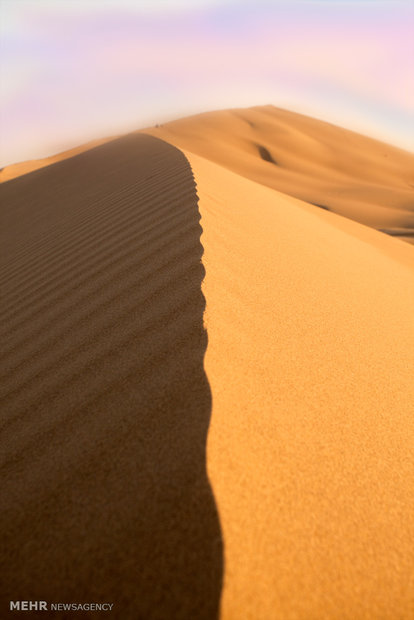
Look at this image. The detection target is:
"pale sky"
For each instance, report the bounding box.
[1,0,413,166]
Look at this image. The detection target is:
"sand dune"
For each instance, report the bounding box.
[0,136,117,184]
[1,110,414,619]
[146,106,414,243]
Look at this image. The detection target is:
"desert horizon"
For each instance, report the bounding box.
[1,103,414,174]
[2,106,413,245]
[1,1,414,619]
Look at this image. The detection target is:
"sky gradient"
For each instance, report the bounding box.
[1,0,413,166]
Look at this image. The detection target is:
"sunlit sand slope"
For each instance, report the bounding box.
[147,105,414,243]
[184,152,414,620]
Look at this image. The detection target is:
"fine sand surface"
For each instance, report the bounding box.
[1,108,414,619]
[187,152,414,620]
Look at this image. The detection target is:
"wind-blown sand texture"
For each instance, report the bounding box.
[1,107,414,619]
[0,135,222,618]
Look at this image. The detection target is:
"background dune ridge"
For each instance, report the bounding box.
[0,136,118,185]
[146,106,414,244]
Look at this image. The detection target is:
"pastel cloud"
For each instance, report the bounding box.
[1,0,413,165]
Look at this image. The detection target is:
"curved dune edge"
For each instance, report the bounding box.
[183,151,414,619]
[0,135,223,618]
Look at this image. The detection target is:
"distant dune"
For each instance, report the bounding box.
[146,106,414,244]
[1,108,414,619]
[0,136,117,184]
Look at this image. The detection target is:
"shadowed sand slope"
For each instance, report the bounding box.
[146,106,414,242]
[0,135,222,619]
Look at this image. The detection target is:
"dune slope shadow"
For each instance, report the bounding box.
[256,144,278,165]
[0,134,223,619]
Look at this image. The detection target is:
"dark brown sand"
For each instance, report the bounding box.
[0,135,222,619]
